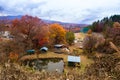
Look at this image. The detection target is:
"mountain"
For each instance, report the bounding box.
[0,15,22,20]
[0,15,88,28]
[43,19,88,28]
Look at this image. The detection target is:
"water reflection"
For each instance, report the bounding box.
[23,58,64,73]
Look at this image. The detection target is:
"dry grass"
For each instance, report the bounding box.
[80,55,93,71]
[0,62,89,80]
[20,52,68,62]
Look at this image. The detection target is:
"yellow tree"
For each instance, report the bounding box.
[49,23,66,44]
[113,22,120,28]
[87,29,92,34]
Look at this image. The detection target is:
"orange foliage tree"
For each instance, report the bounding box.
[87,29,92,34]
[49,23,66,45]
[113,22,120,28]
[35,26,49,47]
[11,15,48,49]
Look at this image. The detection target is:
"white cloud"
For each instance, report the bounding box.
[0,0,120,23]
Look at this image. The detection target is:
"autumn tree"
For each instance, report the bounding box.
[83,30,97,53]
[11,15,48,50]
[0,19,10,36]
[49,23,66,45]
[105,22,120,46]
[113,22,120,28]
[0,40,24,63]
[35,25,49,47]
[66,31,75,45]
[87,29,92,34]
[96,22,120,54]
[0,19,5,31]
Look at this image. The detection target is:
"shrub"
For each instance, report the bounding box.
[66,31,75,45]
[83,33,97,54]
[9,52,19,62]
[80,54,120,80]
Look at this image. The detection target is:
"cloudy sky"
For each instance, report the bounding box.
[0,0,120,24]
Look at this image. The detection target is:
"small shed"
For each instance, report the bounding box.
[26,49,35,55]
[54,44,64,48]
[54,44,68,53]
[68,55,80,67]
[40,47,48,53]
[54,44,63,53]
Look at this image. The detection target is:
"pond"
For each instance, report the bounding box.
[23,58,64,73]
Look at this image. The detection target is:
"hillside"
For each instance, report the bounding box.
[0,15,88,28]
